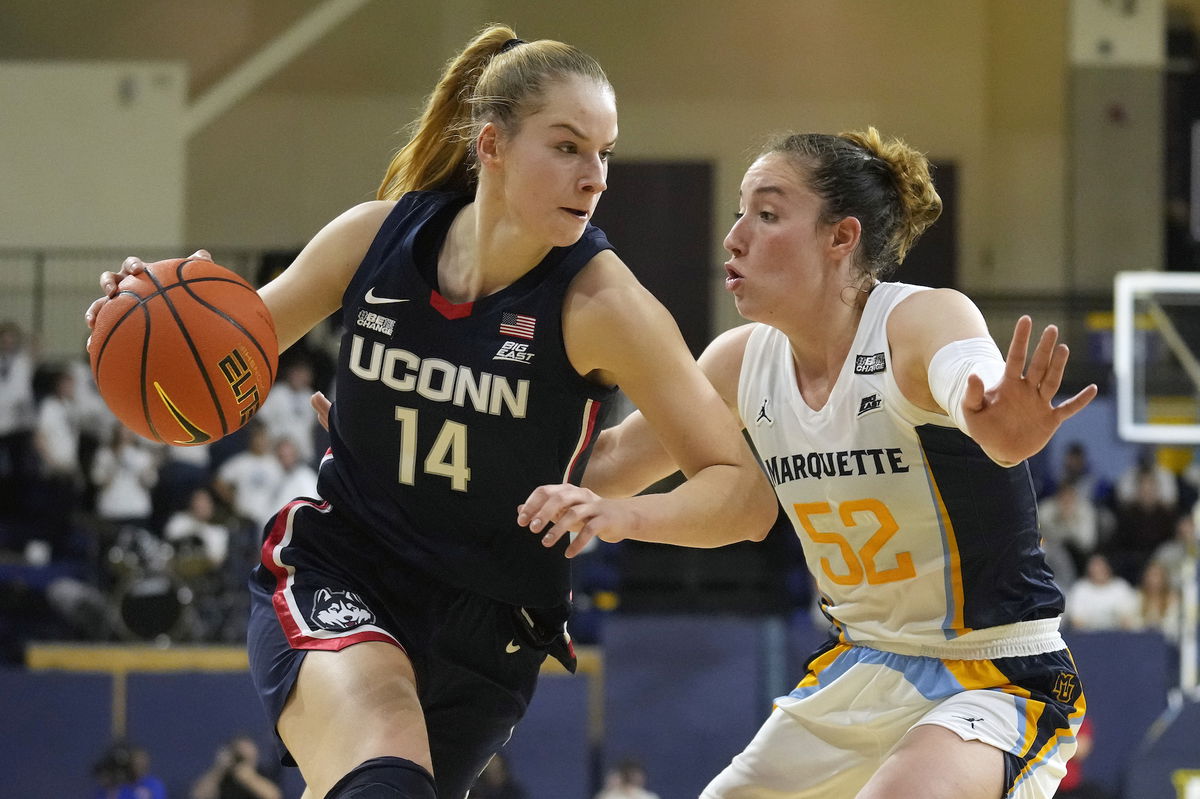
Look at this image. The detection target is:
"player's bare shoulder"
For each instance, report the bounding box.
[887,288,985,347]
[697,323,757,416]
[564,249,651,313]
[561,250,671,378]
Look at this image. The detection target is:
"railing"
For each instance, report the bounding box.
[0,248,264,362]
[1,248,1119,392]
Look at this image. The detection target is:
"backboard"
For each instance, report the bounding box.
[1113,271,1200,443]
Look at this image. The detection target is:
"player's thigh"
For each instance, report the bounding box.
[857,723,1003,799]
[278,641,430,798]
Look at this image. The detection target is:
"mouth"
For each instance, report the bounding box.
[561,207,589,220]
[724,263,744,291]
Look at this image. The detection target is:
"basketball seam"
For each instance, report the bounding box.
[176,271,278,388]
[137,301,161,443]
[93,291,163,443]
[145,259,231,436]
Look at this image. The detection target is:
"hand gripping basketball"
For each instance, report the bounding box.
[87,253,278,446]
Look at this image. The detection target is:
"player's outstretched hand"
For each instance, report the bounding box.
[518,483,635,558]
[961,315,1098,466]
[84,249,213,332]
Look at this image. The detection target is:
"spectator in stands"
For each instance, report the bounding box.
[90,425,160,533]
[1135,560,1181,643]
[256,356,320,466]
[91,740,166,799]
[33,365,83,555]
[153,441,213,533]
[164,486,230,574]
[1115,447,1178,509]
[0,320,36,526]
[1037,478,1113,574]
[595,759,661,799]
[69,336,117,513]
[212,421,282,529]
[1057,441,1107,504]
[1038,535,1078,594]
[469,752,527,799]
[1151,511,1197,590]
[191,734,282,799]
[1065,553,1140,631]
[266,436,319,514]
[1108,463,1179,583]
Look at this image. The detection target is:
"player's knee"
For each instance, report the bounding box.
[325,756,437,798]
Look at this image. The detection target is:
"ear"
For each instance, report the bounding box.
[314,588,331,604]
[829,215,862,258]
[476,122,502,168]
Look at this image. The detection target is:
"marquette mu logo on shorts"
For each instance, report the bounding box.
[309,588,377,632]
[1052,671,1080,703]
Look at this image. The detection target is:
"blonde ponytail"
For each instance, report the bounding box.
[377,25,517,199]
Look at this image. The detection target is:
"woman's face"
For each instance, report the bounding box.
[722,153,830,323]
[490,75,617,248]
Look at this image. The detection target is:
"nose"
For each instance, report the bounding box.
[579,155,608,194]
[724,218,745,257]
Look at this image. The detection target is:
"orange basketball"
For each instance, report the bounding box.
[88,257,278,446]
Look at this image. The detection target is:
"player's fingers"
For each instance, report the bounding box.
[517,484,575,530]
[517,484,556,520]
[536,490,596,536]
[84,297,106,328]
[101,257,145,295]
[190,249,213,261]
[1004,315,1032,380]
[99,271,122,296]
[309,391,331,431]
[565,526,600,558]
[1053,384,1099,422]
[1039,343,1070,398]
[1025,325,1059,387]
[962,372,986,413]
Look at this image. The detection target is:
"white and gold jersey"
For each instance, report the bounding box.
[738,282,1064,660]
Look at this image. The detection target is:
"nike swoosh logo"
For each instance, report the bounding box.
[153,381,212,445]
[365,287,409,304]
[505,640,521,654]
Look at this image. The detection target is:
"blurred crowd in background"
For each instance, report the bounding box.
[1,315,1198,668]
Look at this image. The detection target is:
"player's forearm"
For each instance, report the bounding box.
[619,462,776,548]
[582,415,677,498]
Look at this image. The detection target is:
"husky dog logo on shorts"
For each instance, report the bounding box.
[310,588,376,631]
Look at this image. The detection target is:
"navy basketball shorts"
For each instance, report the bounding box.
[246,497,554,799]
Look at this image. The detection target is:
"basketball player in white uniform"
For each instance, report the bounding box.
[520,127,1098,798]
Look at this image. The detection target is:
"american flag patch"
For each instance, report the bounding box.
[499,313,536,340]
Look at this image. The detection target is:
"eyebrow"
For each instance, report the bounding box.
[551,122,617,147]
[749,185,787,198]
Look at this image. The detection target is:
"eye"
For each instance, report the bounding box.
[557,142,578,154]
[600,149,614,161]
[734,211,745,220]
[758,211,777,222]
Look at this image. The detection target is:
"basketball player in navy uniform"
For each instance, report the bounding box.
[525,129,1097,798]
[86,25,777,799]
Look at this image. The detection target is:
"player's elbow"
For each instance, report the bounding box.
[738,473,779,543]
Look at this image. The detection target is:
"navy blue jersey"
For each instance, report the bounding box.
[317,192,617,607]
